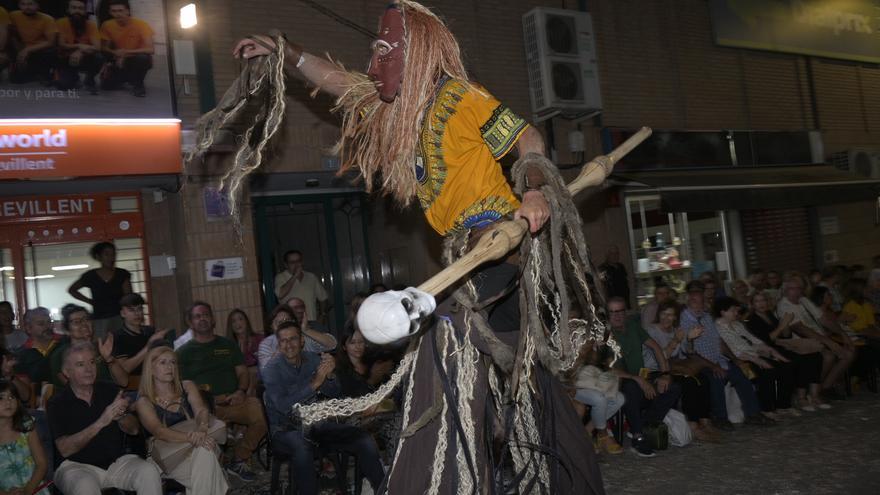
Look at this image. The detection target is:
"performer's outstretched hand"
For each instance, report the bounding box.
[233,35,276,59]
[515,190,550,233]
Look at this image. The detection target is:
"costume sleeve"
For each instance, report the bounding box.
[0,8,9,26]
[88,22,100,45]
[460,86,529,160]
[139,19,154,39]
[99,20,111,42]
[43,16,57,37]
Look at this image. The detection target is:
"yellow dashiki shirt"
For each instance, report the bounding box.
[416,78,530,236]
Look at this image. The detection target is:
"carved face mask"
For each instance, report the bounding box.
[367,5,406,103]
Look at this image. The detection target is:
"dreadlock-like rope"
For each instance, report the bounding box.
[187,32,288,224]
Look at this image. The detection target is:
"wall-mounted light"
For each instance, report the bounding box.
[180,3,197,29]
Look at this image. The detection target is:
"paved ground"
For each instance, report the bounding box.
[228,392,880,494]
[600,393,880,495]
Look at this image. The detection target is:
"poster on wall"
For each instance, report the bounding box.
[0,0,174,117]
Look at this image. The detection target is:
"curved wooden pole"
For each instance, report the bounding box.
[417,127,652,296]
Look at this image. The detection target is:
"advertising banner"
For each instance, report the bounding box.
[709,0,880,63]
[0,0,174,117]
[0,119,181,179]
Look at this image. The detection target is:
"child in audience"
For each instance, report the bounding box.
[0,380,49,495]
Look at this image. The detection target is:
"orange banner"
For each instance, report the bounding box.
[0,119,182,179]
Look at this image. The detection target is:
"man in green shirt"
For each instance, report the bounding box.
[608,297,681,457]
[176,301,266,482]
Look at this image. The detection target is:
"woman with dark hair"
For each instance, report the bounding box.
[226,309,263,397]
[715,296,797,419]
[67,241,132,340]
[643,301,718,442]
[336,328,394,399]
[0,380,49,494]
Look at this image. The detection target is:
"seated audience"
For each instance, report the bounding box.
[680,281,774,429]
[640,283,676,329]
[111,293,171,390]
[262,322,385,494]
[226,309,263,397]
[0,301,28,352]
[99,0,154,97]
[0,6,9,71]
[0,348,30,403]
[7,0,56,84]
[840,279,880,340]
[818,267,845,313]
[607,297,682,457]
[865,269,880,315]
[714,297,800,418]
[570,345,626,454]
[48,341,161,494]
[777,275,854,397]
[731,279,751,311]
[55,0,102,92]
[49,304,128,388]
[258,303,335,370]
[748,269,767,295]
[335,327,394,398]
[746,291,823,413]
[14,307,60,385]
[765,270,783,306]
[0,379,49,494]
[644,301,719,442]
[177,301,266,482]
[135,346,228,494]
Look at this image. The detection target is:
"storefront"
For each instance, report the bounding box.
[0,120,181,324]
[606,127,880,307]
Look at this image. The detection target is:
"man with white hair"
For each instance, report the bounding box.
[48,341,162,494]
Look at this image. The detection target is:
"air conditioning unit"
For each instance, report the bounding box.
[830,149,880,179]
[522,7,602,121]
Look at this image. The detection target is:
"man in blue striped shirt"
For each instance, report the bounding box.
[680,280,774,429]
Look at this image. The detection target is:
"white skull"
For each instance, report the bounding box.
[357,287,437,344]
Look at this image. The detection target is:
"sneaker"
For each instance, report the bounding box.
[598,434,623,455]
[630,436,656,458]
[711,418,735,432]
[225,460,256,482]
[816,401,832,410]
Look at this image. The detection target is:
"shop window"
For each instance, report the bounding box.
[22,239,149,324]
[625,195,731,306]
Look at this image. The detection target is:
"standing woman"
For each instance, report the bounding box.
[226,309,263,397]
[68,242,132,340]
[135,346,228,494]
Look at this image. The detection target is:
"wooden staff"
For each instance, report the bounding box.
[418,126,652,296]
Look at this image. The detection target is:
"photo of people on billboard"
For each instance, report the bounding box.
[0,0,173,117]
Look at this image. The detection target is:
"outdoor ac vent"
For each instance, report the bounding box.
[830,149,880,179]
[522,7,602,122]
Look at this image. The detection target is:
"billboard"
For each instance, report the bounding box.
[709,0,880,63]
[0,0,174,117]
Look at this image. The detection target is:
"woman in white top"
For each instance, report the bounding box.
[714,297,827,417]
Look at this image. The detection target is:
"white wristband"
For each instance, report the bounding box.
[296,55,305,68]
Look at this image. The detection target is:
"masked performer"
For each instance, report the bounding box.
[217,2,611,493]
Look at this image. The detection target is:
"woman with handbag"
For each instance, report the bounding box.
[746,291,825,413]
[135,346,228,494]
[644,302,720,442]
